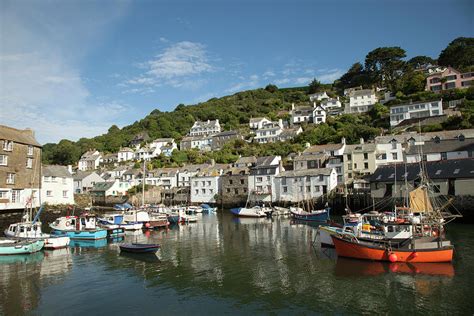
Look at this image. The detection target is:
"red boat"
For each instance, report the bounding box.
[331,234,454,263]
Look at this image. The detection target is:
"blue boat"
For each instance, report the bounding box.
[50,215,107,240]
[290,207,330,222]
[0,238,45,255]
[201,204,217,213]
[69,238,108,248]
[119,243,160,253]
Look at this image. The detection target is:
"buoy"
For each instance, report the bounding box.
[389,253,398,263]
[145,222,151,228]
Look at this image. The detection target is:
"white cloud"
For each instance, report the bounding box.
[0,2,130,144]
[225,74,260,93]
[317,69,344,83]
[124,41,215,91]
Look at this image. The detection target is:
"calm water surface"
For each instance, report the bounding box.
[1,212,473,315]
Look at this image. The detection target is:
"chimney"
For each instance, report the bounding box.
[313,102,317,108]
[341,137,346,145]
[207,119,210,124]
[278,119,283,128]
[210,159,215,166]
[360,138,365,144]
[67,165,73,174]
[305,142,311,148]
[291,103,295,111]
[215,119,219,124]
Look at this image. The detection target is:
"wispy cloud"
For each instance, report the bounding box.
[225,74,260,93]
[0,2,130,143]
[123,41,216,90]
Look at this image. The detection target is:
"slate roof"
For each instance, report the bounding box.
[153,138,174,143]
[192,120,219,128]
[195,164,230,177]
[293,153,328,161]
[212,130,239,137]
[350,89,375,97]
[224,166,250,176]
[256,156,278,167]
[406,138,474,155]
[42,165,72,178]
[344,143,376,153]
[0,125,41,147]
[280,128,301,139]
[91,181,115,192]
[73,171,100,181]
[278,168,333,177]
[303,143,344,154]
[250,117,269,123]
[151,168,180,177]
[179,163,211,173]
[235,156,257,165]
[370,158,474,182]
[119,147,134,152]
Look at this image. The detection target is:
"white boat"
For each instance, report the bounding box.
[123,209,150,224]
[98,214,143,230]
[4,221,70,250]
[186,206,203,213]
[230,206,269,218]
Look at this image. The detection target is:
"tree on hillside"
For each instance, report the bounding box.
[265,84,278,93]
[400,71,427,95]
[438,37,474,70]
[308,79,322,94]
[335,62,374,91]
[365,47,407,89]
[408,56,436,69]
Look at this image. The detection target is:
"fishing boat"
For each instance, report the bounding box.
[50,214,107,240]
[4,204,69,249]
[119,243,160,254]
[145,213,169,229]
[123,209,150,225]
[290,206,330,222]
[98,213,143,230]
[230,206,270,218]
[0,238,45,255]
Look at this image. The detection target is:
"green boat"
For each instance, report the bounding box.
[0,238,44,255]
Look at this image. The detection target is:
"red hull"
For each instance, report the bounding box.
[331,235,453,263]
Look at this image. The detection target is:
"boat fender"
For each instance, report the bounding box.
[388,253,398,263]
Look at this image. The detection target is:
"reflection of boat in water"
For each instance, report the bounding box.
[69,238,108,248]
[231,216,269,225]
[0,251,45,265]
[335,257,455,277]
[119,251,161,263]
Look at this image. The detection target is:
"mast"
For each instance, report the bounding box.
[142,160,145,208]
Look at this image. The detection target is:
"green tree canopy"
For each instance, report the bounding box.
[365,47,407,89]
[407,55,436,69]
[438,37,474,70]
[308,78,322,94]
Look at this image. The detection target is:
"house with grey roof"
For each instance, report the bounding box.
[77,150,102,171]
[275,168,337,203]
[370,158,474,198]
[249,117,272,130]
[90,179,131,197]
[145,168,179,190]
[248,156,283,203]
[343,139,377,189]
[406,137,474,163]
[345,89,377,114]
[41,165,75,205]
[211,130,243,150]
[190,163,230,204]
[73,171,104,193]
[189,119,221,137]
[178,163,211,187]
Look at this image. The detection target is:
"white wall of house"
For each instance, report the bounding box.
[145,175,178,190]
[346,90,377,113]
[41,176,74,205]
[313,106,326,124]
[375,141,404,166]
[104,180,131,196]
[275,169,337,203]
[309,92,329,101]
[118,150,135,162]
[390,100,443,126]
[249,118,272,130]
[190,176,221,203]
[0,188,40,210]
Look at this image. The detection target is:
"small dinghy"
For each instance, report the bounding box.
[119,243,160,254]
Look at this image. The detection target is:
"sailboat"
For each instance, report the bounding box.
[328,131,461,263]
[230,185,271,217]
[289,176,330,222]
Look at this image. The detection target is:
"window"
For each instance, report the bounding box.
[28,145,33,156]
[445,75,457,81]
[354,163,358,169]
[26,158,33,169]
[319,175,324,181]
[306,186,311,192]
[306,176,311,182]
[207,181,211,186]
[283,186,288,193]
[195,189,199,195]
[266,176,270,181]
[256,186,262,192]
[392,153,398,160]
[364,153,368,160]
[226,188,231,193]
[348,173,352,178]
[201,189,206,194]
[6,173,15,184]
[3,140,13,151]
[364,162,369,169]
[391,141,397,150]
[347,154,352,161]
[234,189,239,194]
[240,179,245,185]
[63,190,68,198]
[46,190,52,197]
[229,179,233,185]
[194,181,198,186]
[256,177,263,183]
[0,191,8,199]
[315,186,320,192]
[209,189,213,194]
[202,181,205,186]
[0,155,7,166]
[51,176,57,182]
[11,190,20,203]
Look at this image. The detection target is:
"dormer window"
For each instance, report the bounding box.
[3,140,13,151]
[433,136,441,143]
[459,134,465,141]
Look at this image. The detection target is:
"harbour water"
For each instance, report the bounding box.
[1,212,473,315]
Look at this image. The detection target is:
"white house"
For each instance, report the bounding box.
[374,135,405,166]
[41,165,75,205]
[149,138,177,157]
[275,168,337,203]
[302,139,346,184]
[248,156,282,203]
[190,164,229,204]
[118,147,135,162]
[189,119,221,137]
[291,103,326,125]
[178,163,210,187]
[121,169,142,187]
[180,135,213,151]
[254,120,284,143]
[309,91,329,101]
[312,105,327,124]
[77,150,102,171]
[249,117,272,130]
[145,168,179,190]
[135,144,161,161]
[345,89,377,113]
[73,171,104,194]
[405,137,474,163]
[321,97,342,110]
[390,100,443,127]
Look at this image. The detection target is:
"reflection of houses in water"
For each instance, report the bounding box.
[40,248,73,279]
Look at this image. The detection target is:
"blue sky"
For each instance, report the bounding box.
[1,0,472,144]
